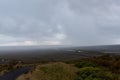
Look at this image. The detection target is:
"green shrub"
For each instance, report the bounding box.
[75,61,100,68]
[75,67,114,80]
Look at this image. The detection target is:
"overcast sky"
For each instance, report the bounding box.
[0,0,120,46]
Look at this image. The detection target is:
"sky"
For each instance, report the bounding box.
[0,0,120,46]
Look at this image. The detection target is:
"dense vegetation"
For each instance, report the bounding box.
[16,54,120,80]
[74,55,120,80]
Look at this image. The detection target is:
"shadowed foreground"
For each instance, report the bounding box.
[0,67,31,80]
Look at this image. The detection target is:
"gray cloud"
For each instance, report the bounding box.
[0,0,120,46]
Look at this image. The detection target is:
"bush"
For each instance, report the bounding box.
[75,61,100,68]
[75,67,114,80]
[110,60,120,73]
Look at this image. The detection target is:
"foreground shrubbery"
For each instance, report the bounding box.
[74,55,120,80]
[75,67,113,80]
[16,55,120,80]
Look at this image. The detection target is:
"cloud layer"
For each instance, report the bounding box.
[0,0,120,46]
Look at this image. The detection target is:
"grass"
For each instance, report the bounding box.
[17,62,78,80]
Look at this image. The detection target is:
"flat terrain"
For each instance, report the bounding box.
[1,45,118,63]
